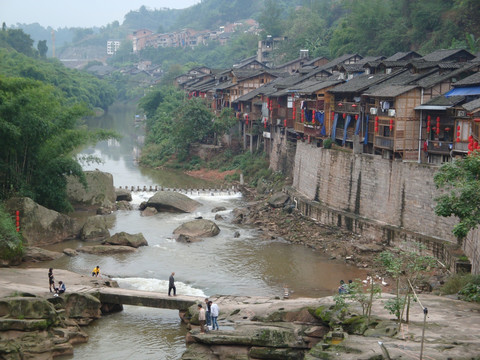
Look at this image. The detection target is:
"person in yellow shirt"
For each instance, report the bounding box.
[92,266,100,277]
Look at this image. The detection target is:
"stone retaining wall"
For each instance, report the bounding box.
[287,142,479,274]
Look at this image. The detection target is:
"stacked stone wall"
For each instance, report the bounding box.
[291,142,480,274]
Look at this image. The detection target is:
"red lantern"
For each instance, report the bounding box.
[352,104,357,107]
[474,118,480,123]
[312,110,316,124]
[389,118,393,131]
[343,113,346,119]
[355,114,358,120]
[338,102,343,106]
[375,116,379,133]
[331,112,335,119]
[301,109,304,123]
[475,142,479,149]
[469,135,473,142]
[427,115,431,122]
[457,125,461,131]
[264,118,267,128]
[246,114,249,126]
[293,105,296,121]
[445,127,450,131]
[436,117,440,135]
[284,119,287,127]
[456,137,461,142]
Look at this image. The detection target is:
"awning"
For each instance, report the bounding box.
[414,105,451,110]
[445,86,480,97]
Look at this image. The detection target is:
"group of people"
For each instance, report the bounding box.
[48,266,101,296]
[48,268,66,296]
[167,272,220,333]
[198,298,219,333]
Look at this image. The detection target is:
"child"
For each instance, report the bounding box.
[92,266,100,277]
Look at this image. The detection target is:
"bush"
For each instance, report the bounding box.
[323,138,333,149]
[440,273,479,295]
[0,204,23,262]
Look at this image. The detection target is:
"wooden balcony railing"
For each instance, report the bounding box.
[334,101,360,114]
[303,124,322,137]
[427,140,452,154]
[374,135,394,149]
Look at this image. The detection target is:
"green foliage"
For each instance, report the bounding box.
[0,76,118,212]
[0,49,116,110]
[0,203,23,261]
[440,273,479,295]
[459,281,480,303]
[0,28,36,57]
[323,138,333,149]
[434,153,480,242]
[384,297,405,320]
[37,40,48,58]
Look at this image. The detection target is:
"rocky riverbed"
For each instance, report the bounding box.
[1,268,480,360]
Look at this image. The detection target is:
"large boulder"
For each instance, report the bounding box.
[104,232,148,248]
[173,219,220,240]
[79,215,110,241]
[147,191,202,213]
[5,197,79,246]
[66,170,116,209]
[115,188,132,202]
[268,192,290,208]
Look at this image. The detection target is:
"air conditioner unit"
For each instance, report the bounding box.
[388,109,396,117]
[370,107,377,115]
[457,110,466,117]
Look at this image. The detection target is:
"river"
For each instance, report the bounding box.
[42,102,366,359]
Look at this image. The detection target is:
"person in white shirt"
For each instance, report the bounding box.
[209,301,219,330]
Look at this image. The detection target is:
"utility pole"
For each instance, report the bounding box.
[51,30,55,58]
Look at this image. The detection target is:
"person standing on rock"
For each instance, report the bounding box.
[198,304,206,333]
[210,301,219,330]
[205,298,211,331]
[48,268,55,292]
[168,272,176,296]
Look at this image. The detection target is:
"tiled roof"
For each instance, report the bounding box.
[462,97,480,112]
[319,53,363,70]
[385,51,421,61]
[422,95,465,107]
[364,85,418,98]
[329,73,393,94]
[452,72,480,87]
[421,49,474,62]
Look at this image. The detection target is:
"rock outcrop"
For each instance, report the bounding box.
[5,197,79,246]
[22,247,63,262]
[77,245,137,255]
[66,170,116,210]
[79,215,110,241]
[173,219,220,240]
[104,232,148,248]
[147,191,202,213]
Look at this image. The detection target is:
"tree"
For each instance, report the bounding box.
[37,40,48,58]
[434,153,480,244]
[258,0,284,37]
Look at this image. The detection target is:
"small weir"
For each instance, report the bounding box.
[117,185,240,196]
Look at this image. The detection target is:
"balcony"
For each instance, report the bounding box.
[374,135,394,149]
[334,127,355,142]
[427,140,452,154]
[334,101,361,114]
[303,124,323,137]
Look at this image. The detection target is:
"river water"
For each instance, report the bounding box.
[42,102,366,359]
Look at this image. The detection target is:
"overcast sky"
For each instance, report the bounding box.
[1,0,200,29]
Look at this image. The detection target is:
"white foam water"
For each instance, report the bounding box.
[113,277,206,297]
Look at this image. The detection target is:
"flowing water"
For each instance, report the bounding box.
[41,102,367,359]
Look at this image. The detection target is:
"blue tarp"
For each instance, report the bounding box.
[331,113,338,140]
[342,115,351,146]
[315,112,326,136]
[354,114,361,135]
[445,86,480,97]
[364,115,369,145]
